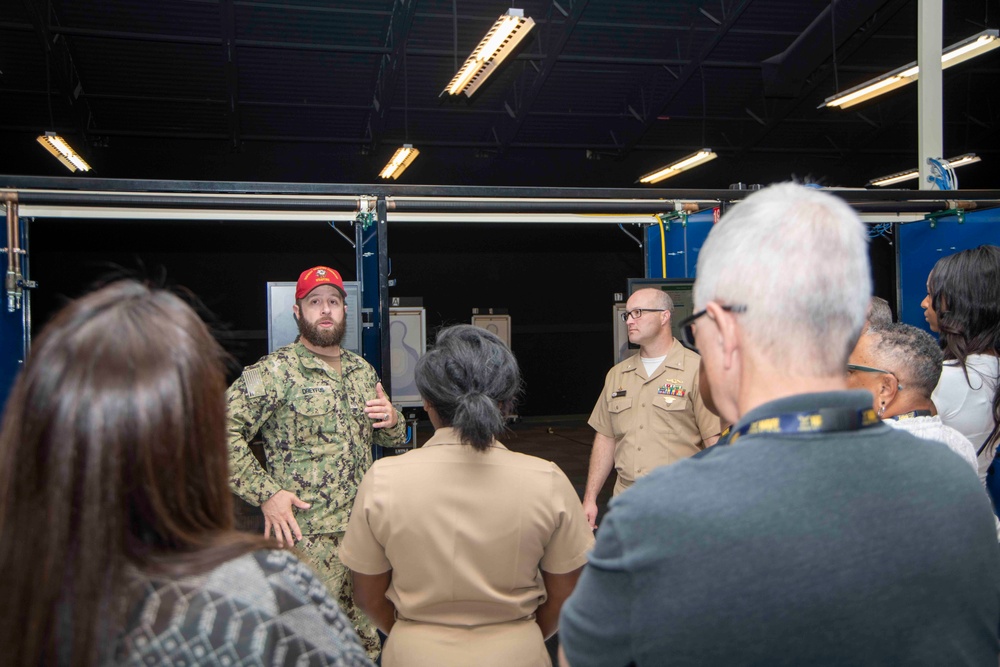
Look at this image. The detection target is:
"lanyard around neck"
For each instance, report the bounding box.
[889,409,933,421]
[726,407,880,445]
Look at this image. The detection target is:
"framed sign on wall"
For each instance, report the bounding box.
[389,307,427,407]
[472,314,512,347]
[613,303,633,364]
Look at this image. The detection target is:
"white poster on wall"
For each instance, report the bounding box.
[613,303,633,364]
[471,314,511,347]
[389,307,426,407]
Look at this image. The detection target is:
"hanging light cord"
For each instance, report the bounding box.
[404,48,409,141]
[46,0,54,128]
[452,0,459,72]
[830,0,840,93]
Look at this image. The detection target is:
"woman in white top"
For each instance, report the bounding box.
[921,245,1000,482]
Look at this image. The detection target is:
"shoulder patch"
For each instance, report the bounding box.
[242,368,265,398]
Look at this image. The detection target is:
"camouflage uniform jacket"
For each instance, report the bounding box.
[227,342,406,535]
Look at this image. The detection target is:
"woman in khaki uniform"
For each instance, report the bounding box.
[340,325,594,667]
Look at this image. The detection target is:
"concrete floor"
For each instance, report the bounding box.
[493,416,614,518]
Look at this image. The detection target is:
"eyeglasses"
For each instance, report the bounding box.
[678,305,748,352]
[847,364,904,390]
[620,308,666,322]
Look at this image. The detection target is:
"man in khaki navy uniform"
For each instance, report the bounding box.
[226,266,405,660]
[582,287,721,528]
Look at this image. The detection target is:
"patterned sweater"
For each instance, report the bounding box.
[114,549,373,666]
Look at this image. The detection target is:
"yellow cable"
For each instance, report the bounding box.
[657,215,667,278]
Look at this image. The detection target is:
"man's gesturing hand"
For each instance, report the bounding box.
[365,382,398,429]
[261,489,311,546]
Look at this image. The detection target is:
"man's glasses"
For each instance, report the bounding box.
[847,364,904,390]
[620,308,666,322]
[678,305,747,353]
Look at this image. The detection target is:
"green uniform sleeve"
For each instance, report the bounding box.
[373,408,407,447]
[351,361,406,448]
[226,362,284,506]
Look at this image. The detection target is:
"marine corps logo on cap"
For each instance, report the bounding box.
[296,265,346,299]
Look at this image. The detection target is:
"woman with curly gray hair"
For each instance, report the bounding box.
[341,325,594,667]
[847,323,978,474]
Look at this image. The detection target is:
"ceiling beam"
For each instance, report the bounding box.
[234,1,391,17]
[18,0,97,147]
[761,0,891,97]
[220,0,242,152]
[14,21,804,65]
[617,0,756,156]
[732,0,910,163]
[31,24,223,45]
[4,124,962,157]
[11,90,933,125]
[367,0,419,147]
[5,22,864,71]
[837,70,996,182]
[495,0,590,153]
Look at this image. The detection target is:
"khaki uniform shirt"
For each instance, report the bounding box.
[589,341,720,494]
[340,427,593,663]
[226,342,405,535]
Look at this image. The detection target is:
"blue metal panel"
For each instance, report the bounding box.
[896,209,1000,330]
[645,211,715,279]
[357,199,393,461]
[357,217,382,373]
[1,216,29,410]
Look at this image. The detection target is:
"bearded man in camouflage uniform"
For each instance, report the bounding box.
[227,266,405,660]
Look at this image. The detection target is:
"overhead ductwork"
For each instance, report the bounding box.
[762,0,890,98]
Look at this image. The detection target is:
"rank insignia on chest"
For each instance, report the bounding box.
[658,384,686,397]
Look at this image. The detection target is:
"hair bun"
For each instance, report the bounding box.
[415,325,522,451]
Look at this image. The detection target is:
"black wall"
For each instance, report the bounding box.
[28,218,645,417]
[26,216,897,417]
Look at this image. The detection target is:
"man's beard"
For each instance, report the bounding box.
[297,315,346,348]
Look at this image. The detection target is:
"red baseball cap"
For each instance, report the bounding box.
[295,266,345,299]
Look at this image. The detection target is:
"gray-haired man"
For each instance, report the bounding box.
[560,183,1000,667]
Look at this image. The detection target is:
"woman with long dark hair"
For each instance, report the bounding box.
[0,281,371,666]
[921,245,1000,483]
[340,325,594,667]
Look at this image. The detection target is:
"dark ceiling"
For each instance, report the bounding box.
[2,0,997,190]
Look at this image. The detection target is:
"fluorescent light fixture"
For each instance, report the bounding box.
[443,9,535,97]
[867,153,981,187]
[379,144,420,180]
[823,29,1000,109]
[638,149,717,184]
[36,131,91,172]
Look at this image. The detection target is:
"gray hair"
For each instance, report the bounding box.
[415,324,522,451]
[865,323,943,398]
[694,183,871,375]
[867,296,893,330]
